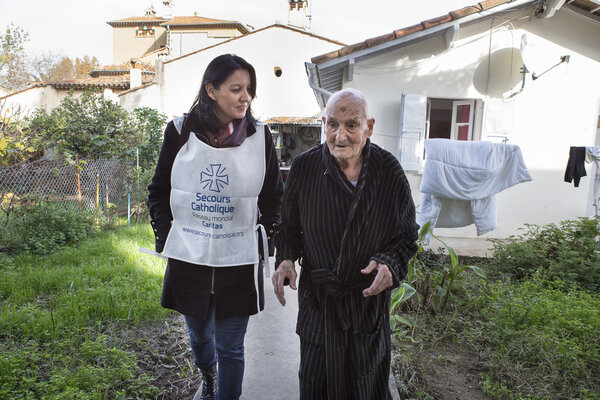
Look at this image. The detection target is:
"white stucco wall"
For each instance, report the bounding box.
[342,7,600,238]
[119,83,161,111]
[0,86,88,116]
[158,26,343,120]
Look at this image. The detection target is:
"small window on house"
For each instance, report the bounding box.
[274,67,282,77]
[398,95,480,171]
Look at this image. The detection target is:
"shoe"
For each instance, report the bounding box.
[193,364,217,400]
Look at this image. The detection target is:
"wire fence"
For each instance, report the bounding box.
[0,158,130,225]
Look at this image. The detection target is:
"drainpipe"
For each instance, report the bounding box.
[305,62,332,143]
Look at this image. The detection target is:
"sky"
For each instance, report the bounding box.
[0,0,476,66]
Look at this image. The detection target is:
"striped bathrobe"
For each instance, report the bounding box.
[275,140,419,400]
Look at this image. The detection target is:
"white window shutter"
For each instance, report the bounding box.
[398,93,427,171]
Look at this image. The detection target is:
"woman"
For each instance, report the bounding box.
[147,54,283,400]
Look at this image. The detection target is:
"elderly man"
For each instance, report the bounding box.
[273,88,419,399]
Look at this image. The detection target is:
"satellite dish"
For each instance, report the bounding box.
[520,34,570,80]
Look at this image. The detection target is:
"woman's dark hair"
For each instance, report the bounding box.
[189,54,257,133]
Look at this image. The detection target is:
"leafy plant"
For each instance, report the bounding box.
[430,235,486,313]
[390,282,417,329]
[403,221,486,313]
[27,89,135,160]
[490,217,600,292]
[0,201,95,254]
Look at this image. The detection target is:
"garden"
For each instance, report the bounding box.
[1,90,599,399]
[390,219,600,400]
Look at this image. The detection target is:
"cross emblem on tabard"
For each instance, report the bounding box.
[200,164,229,193]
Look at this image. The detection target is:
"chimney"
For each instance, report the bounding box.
[288,0,309,29]
[130,61,142,88]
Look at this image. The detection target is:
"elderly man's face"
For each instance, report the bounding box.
[323,95,374,167]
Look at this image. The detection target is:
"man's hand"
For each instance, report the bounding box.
[272,259,298,306]
[361,260,393,297]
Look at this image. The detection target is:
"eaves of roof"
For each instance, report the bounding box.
[164,23,346,64]
[48,75,155,90]
[163,21,251,34]
[264,116,321,126]
[305,0,541,107]
[107,16,167,27]
[311,0,532,66]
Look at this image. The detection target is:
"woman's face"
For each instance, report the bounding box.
[206,68,252,126]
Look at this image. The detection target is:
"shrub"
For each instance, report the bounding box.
[0,202,95,255]
[490,217,600,292]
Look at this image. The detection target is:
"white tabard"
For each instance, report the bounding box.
[163,122,267,273]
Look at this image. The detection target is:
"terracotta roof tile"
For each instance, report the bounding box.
[338,41,369,57]
[365,32,398,48]
[49,74,154,90]
[107,16,167,26]
[88,63,155,77]
[422,14,454,29]
[479,0,510,11]
[393,23,425,39]
[310,50,341,65]
[264,116,321,125]
[312,0,517,65]
[450,5,484,20]
[162,16,230,25]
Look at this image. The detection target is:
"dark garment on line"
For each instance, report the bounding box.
[146,110,283,320]
[564,146,587,187]
[275,140,419,400]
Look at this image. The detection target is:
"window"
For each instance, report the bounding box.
[451,100,474,141]
[398,95,480,171]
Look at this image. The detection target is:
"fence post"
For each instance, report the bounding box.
[105,183,109,221]
[96,174,99,211]
[127,193,131,226]
[76,154,82,210]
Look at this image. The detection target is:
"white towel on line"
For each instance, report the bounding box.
[417,139,532,239]
[585,146,600,212]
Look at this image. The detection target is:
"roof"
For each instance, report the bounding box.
[264,116,321,126]
[43,74,155,91]
[161,17,251,33]
[107,16,167,27]
[165,24,346,64]
[89,64,155,77]
[311,0,529,65]
[311,0,599,66]
[306,0,600,106]
[107,15,250,33]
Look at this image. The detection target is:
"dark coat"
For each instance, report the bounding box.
[147,112,283,319]
[275,140,419,399]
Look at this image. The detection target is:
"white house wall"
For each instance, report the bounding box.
[343,7,600,238]
[159,27,343,120]
[119,84,161,111]
[0,86,86,116]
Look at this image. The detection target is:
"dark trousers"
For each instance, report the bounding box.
[298,334,392,400]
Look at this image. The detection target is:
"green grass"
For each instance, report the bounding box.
[467,278,600,400]
[0,224,171,399]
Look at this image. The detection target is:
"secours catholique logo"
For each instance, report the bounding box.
[200,164,229,193]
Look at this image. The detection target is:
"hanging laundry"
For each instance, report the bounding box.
[417,139,532,241]
[564,146,587,187]
[585,146,600,214]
